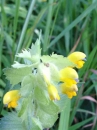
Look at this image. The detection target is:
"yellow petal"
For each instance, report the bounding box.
[76,60,85,68]
[48,85,60,100]
[61,83,78,98]
[8,100,18,108]
[60,67,78,82]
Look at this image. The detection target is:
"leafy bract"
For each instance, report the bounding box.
[39,100,59,115]
[41,54,76,70]
[3,66,33,86]
[12,61,39,68]
[30,38,41,56]
[20,75,35,97]
[30,117,43,130]
[34,86,49,105]
[16,39,41,63]
[0,112,25,130]
[36,108,58,128]
[17,94,34,118]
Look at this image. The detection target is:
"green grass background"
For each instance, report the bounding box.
[0,0,97,130]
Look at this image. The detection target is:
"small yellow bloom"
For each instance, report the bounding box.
[61,83,78,98]
[67,52,86,68]
[60,67,79,84]
[3,90,20,108]
[47,85,60,100]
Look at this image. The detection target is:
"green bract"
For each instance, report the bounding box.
[1,35,77,130]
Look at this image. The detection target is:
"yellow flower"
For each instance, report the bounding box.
[60,67,79,98]
[60,67,79,85]
[47,85,60,100]
[67,52,86,69]
[3,90,20,108]
[61,83,78,98]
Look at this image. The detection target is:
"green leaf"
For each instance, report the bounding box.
[0,112,26,130]
[34,86,49,105]
[18,94,33,118]
[35,72,47,90]
[0,88,4,97]
[30,37,41,56]
[49,63,60,82]
[16,49,32,61]
[39,100,59,115]
[58,99,71,130]
[12,61,35,68]
[16,37,41,63]
[36,108,58,128]
[3,67,33,86]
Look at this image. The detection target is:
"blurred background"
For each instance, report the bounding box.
[0,0,97,130]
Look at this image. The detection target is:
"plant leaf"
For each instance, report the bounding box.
[39,100,59,115]
[3,67,33,86]
[0,112,26,130]
[36,108,58,128]
[34,86,49,105]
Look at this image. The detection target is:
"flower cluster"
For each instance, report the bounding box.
[46,52,86,100]
[3,51,86,108]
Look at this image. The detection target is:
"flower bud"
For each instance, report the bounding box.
[47,85,60,100]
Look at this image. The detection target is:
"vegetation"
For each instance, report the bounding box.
[0,0,97,130]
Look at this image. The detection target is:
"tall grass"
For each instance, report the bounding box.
[0,0,97,129]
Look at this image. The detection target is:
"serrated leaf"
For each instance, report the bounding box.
[39,100,59,115]
[16,38,41,63]
[16,49,32,60]
[30,38,41,56]
[12,61,31,68]
[41,54,76,70]
[0,112,26,130]
[3,67,33,86]
[34,86,49,105]
[36,108,58,128]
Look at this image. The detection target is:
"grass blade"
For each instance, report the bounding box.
[58,99,71,130]
[48,1,97,48]
[15,0,36,55]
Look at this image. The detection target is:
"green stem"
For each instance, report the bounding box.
[12,0,20,58]
[15,0,36,56]
[43,0,54,54]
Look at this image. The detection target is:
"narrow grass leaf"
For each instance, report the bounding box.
[69,116,94,130]
[48,1,97,48]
